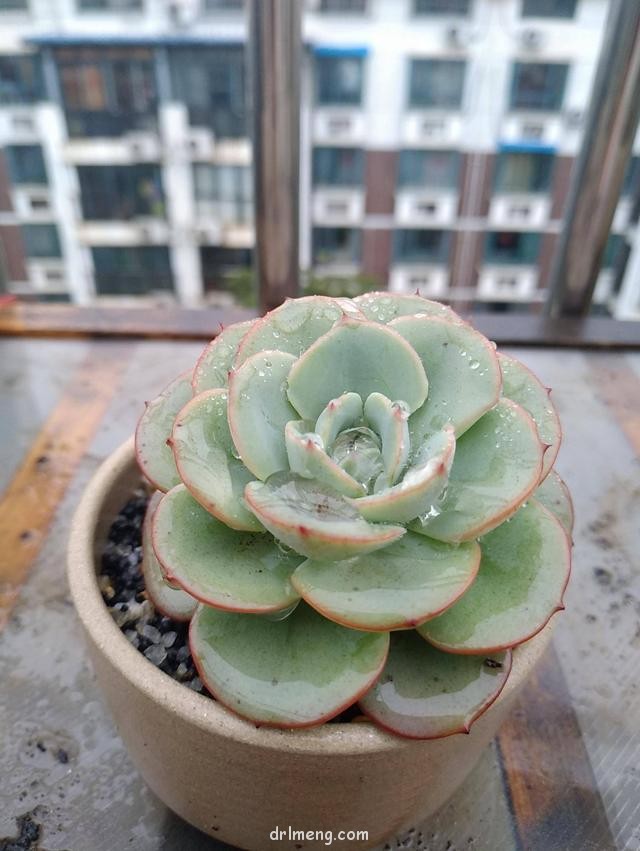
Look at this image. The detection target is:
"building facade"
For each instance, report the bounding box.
[1,0,639,317]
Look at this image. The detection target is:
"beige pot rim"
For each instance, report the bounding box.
[68,437,553,759]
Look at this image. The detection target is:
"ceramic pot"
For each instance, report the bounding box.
[68,437,553,851]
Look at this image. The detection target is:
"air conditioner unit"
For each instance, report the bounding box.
[445,25,467,49]
[565,109,583,129]
[520,28,543,51]
[167,0,201,25]
[197,224,222,244]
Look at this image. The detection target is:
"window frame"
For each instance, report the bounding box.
[408,58,467,110]
[484,231,542,266]
[315,53,365,107]
[510,62,569,112]
[394,228,451,264]
[521,0,577,20]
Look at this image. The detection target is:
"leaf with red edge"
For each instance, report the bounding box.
[152,485,301,614]
[499,352,561,481]
[192,319,255,394]
[359,631,511,740]
[418,499,571,654]
[291,533,480,632]
[189,602,389,728]
[141,492,197,621]
[410,399,543,543]
[135,372,193,492]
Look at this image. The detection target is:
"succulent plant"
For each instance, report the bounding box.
[135,293,572,739]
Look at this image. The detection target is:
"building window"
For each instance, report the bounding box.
[170,47,246,137]
[313,148,364,186]
[315,54,364,106]
[92,246,173,295]
[21,224,61,258]
[0,0,29,10]
[510,62,568,111]
[0,55,44,104]
[413,0,470,14]
[408,59,466,109]
[77,165,164,220]
[521,0,577,18]
[485,231,541,265]
[397,150,460,189]
[193,164,252,223]
[602,234,624,269]
[204,0,244,8]
[77,0,143,10]
[494,151,554,193]
[5,145,47,185]
[56,48,157,137]
[313,227,361,265]
[319,0,367,12]
[201,246,252,293]
[394,229,450,263]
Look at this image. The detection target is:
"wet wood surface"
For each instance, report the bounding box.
[0,335,638,851]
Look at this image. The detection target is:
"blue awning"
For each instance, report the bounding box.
[312,44,368,58]
[499,141,557,155]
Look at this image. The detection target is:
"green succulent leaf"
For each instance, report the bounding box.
[189,602,390,727]
[359,631,511,739]
[171,389,263,532]
[315,392,363,447]
[228,350,298,481]
[350,426,455,524]
[135,372,194,492]
[192,319,255,394]
[141,492,197,621]
[284,420,365,497]
[354,291,464,325]
[418,499,570,653]
[292,533,480,631]
[410,399,543,542]
[534,469,574,536]
[363,393,410,488]
[153,485,301,613]
[287,319,429,420]
[499,353,561,481]
[391,315,502,443]
[234,296,346,367]
[244,473,406,560]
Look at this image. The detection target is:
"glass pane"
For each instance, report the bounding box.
[319,0,367,11]
[312,148,364,186]
[413,0,471,14]
[5,145,47,184]
[0,54,45,103]
[77,0,143,9]
[484,231,541,265]
[21,224,61,258]
[78,165,164,219]
[409,59,466,109]
[522,0,577,18]
[92,246,173,294]
[397,150,460,189]
[315,55,364,106]
[56,48,157,136]
[394,229,451,263]
[510,62,568,111]
[170,47,247,137]
[494,152,555,193]
[313,227,361,264]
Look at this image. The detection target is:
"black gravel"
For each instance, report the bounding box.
[99,488,362,723]
[99,489,205,694]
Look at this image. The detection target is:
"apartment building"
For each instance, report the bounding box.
[1,0,639,317]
